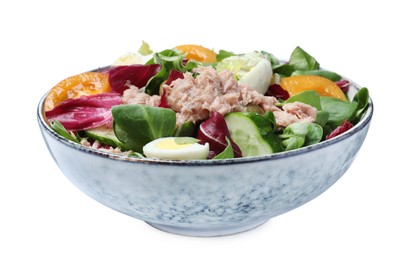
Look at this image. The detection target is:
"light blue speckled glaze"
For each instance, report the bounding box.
[37,82,373,236]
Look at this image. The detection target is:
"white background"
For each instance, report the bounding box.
[1,0,412,259]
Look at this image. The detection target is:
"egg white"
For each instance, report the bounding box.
[238,58,273,94]
[143,137,209,160]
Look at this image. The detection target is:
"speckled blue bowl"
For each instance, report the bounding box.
[37,80,373,237]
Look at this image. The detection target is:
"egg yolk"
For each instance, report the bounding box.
[156,138,193,150]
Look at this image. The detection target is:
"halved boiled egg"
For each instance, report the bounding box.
[143,137,209,160]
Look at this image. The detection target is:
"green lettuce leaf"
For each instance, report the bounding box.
[321,96,358,128]
[213,137,234,159]
[112,105,176,152]
[50,120,80,143]
[279,122,323,150]
[289,46,320,71]
[145,49,200,95]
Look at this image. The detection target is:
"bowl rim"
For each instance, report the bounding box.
[37,73,373,166]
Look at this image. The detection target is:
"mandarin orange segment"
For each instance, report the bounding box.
[175,44,217,63]
[44,72,111,111]
[281,75,347,101]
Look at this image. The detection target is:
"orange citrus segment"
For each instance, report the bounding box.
[175,44,217,63]
[281,75,347,101]
[44,72,111,111]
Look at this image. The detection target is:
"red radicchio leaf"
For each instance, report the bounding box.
[326,120,354,140]
[159,70,184,108]
[265,84,290,100]
[165,69,184,85]
[335,79,350,93]
[197,112,242,158]
[108,64,161,94]
[158,88,169,108]
[45,92,122,131]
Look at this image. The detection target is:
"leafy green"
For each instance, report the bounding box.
[321,89,369,138]
[174,137,200,145]
[273,63,295,77]
[289,46,320,71]
[263,111,277,132]
[145,49,200,95]
[286,90,322,110]
[261,50,280,70]
[173,121,196,137]
[272,46,342,81]
[279,122,323,151]
[50,120,80,143]
[213,137,234,160]
[138,41,152,55]
[315,111,330,127]
[127,152,145,158]
[321,97,358,128]
[216,52,264,80]
[350,87,369,123]
[291,69,341,82]
[281,135,305,151]
[112,105,176,152]
[216,49,236,62]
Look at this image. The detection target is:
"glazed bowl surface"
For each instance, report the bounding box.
[37,79,373,236]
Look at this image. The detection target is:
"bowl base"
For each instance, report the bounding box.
[146,219,268,237]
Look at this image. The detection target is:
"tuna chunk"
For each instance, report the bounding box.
[122,85,161,107]
[273,101,317,127]
[164,66,280,125]
[122,66,318,128]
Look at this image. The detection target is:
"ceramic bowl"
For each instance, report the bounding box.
[37,79,373,237]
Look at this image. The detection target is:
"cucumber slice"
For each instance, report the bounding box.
[84,125,126,150]
[224,112,283,157]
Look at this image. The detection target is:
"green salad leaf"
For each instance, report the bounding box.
[291,69,341,82]
[213,137,234,159]
[50,120,80,143]
[279,122,323,151]
[350,87,369,123]
[261,50,280,70]
[112,105,176,152]
[145,49,200,95]
[216,49,236,62]
[138,41,153,55]
[273,63,295,77]
[274,46,323,78]
[321,96,358,128]
[174,137,200,145]
[173,121,196,137]
[315,110,330,127]
[286,90,322,110]
[289,46,320,71]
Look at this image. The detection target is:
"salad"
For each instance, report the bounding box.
[43,42,369,160]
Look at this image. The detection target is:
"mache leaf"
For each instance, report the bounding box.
[216,49,237,62]
[213,137,235,160]
[289,46,320,71]
[350,87,369,123]
[279,122,323,151]
[321,96,358,128]
[145,49,199,95]
[112,105,176,152]
[50,120,80,143]
[286,90,322,110]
